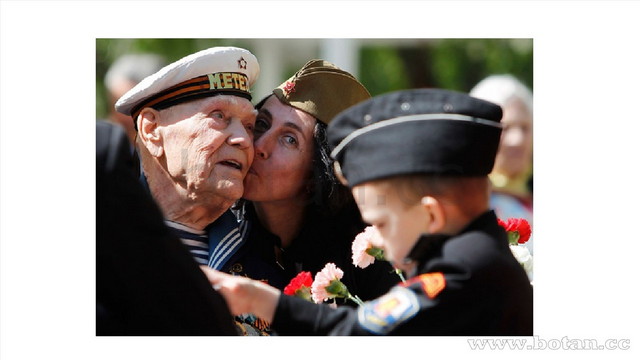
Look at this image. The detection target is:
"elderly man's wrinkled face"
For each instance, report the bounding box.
[157,95,256,202]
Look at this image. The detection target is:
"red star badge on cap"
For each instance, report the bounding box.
[283,81,296,95]
[238,57,247,69]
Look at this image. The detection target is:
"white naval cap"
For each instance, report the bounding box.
[115,46,259,126]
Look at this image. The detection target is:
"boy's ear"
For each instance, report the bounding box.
[137,108,164,158]
[421,196,446,233]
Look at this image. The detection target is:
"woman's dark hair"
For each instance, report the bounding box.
[309,121,355,215]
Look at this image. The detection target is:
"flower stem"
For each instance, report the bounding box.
[348,294,365,306]
[395,268,407,284]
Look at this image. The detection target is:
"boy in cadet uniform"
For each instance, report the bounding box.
[201,88,534,335]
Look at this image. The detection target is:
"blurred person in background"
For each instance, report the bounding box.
[470,75,533,254]
[104,53,167,145]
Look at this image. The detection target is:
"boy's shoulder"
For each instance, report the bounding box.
[442,229,507,265]
[439,212,514,270]
[436,220,530,287]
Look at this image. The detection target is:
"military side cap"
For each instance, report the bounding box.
[271,59,370,124]
[328,88,503,187]
[115,46,259,125]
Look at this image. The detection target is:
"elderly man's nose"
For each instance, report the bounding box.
[227,121,252,149]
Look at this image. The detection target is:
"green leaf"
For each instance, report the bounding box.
[508,231,521,245]
[366,246,385,260]
[325,279,350,298]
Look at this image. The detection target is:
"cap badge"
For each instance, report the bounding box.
[238,57,247,69]
[283,81,296,96]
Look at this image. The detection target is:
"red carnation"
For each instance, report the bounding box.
[498,218,532,245]
[284,271,313,301]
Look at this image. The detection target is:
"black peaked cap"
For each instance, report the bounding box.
[327,88,503,187]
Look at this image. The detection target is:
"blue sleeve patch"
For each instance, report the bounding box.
[357,286,420,335]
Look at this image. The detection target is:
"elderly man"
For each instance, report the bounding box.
[114,46,260,265]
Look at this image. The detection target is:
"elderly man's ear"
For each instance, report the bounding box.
[137,108,164,158]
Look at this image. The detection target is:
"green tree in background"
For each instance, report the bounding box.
[359,39,532,96]
[96,38,532,119]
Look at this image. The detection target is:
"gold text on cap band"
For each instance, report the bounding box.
[131,72,251,120]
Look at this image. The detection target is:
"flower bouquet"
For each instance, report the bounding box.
[283,226,412,308]
[283,263,364,306]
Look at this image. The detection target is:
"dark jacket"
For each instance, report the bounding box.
[96,121,237,335]
[222,201,400,302]
[270,210,533,335]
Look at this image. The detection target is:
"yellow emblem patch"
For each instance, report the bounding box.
[357,287,419,335]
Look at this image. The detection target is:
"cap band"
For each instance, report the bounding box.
[330,113,502,159]
[130,72,251,120]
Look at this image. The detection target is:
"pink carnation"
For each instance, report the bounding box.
[352,226,379,268]
[311,263,344,304]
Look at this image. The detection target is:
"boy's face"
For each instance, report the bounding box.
[352,180,430,273]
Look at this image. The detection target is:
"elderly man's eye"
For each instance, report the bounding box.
[211,111,225,120]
